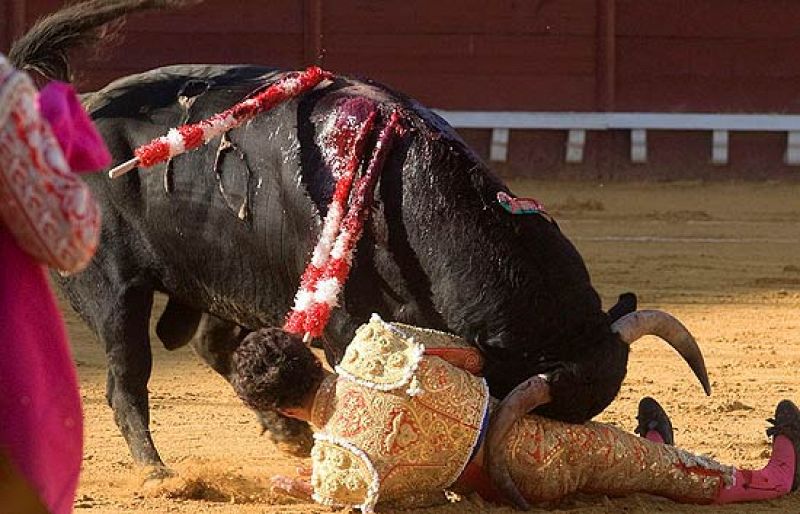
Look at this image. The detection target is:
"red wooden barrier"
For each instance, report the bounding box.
[2,0,799,179]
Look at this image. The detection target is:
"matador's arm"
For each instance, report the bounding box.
[0,59,108,273]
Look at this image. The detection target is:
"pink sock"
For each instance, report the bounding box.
[645,430,665,444]
[715,435,795,504]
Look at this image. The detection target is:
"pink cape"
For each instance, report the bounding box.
[0,81,109,513]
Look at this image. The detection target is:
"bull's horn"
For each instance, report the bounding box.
[612,310,711,396]
[485,374,551,510]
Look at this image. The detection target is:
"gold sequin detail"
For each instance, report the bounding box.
[311,439,372,506]
[504,413,734,503]
[336,317,423,389]
[393,322,484,373]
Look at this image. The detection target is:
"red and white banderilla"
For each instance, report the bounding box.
[106,66,331,179]
[284,111,404,343]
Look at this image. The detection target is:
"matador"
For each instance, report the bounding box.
[230,315,799,511]
[0,52,108,512]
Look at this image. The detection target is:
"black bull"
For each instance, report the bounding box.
[11,2,710,470]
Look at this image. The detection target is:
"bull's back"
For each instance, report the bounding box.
[84,65,316,327]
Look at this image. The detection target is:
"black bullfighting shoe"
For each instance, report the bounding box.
[766,399,800,491]
[634,396,675,445]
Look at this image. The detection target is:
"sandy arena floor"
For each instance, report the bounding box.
[62,180,800,513]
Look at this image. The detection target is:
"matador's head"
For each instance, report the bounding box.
[230,328,324,418]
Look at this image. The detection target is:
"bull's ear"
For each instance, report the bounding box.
[608,292,637,323]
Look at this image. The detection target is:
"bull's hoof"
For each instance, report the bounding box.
[273,430,314,458]
[140,464,176,489]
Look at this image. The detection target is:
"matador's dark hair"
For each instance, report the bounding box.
[230,328,324,412]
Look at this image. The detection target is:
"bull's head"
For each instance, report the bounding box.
[430,203,710,423]
[478,302,710,424]
[483,308,709,510]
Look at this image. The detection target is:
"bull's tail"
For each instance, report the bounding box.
[8,0,203,82]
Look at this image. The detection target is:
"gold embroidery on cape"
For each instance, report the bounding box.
[313,318,489,508]
[393,322,484,373]
[0,56,100,273]
[311,437,375,508]
[335,315,424,391]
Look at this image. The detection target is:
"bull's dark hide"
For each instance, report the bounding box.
[11,0,637,468]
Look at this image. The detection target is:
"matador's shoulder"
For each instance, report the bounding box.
[336,314,484,393]
[335,314,425,394]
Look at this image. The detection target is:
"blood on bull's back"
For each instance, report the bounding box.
[80,64,421,339]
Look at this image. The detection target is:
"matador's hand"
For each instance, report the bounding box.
[270,474,313,500]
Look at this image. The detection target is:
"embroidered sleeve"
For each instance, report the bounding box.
[310,435,380,512]
[0,58,100,272]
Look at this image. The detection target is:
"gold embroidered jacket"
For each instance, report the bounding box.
[308,315,489,512]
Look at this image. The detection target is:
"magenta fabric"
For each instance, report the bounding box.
[644,430,666,444]
[715,435,795,504]
[0,230,84,513]
[38,81,111,173]
[0,82,108,513]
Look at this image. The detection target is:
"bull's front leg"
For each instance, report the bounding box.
[190,313,314,457]
[98,285,167,474]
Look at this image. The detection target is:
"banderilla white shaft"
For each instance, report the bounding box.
[108,157,140,179]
